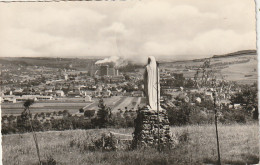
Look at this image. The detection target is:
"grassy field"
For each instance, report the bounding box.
[1,96,146,116]
[85,96,145,112]
[1,102,91,115]
[2,123,259,165]
[161,54,257,84]
[221,58,257,84]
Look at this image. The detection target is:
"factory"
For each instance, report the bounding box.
[89,63,119,77]
[100,65,119,76]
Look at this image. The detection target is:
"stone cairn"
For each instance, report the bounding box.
[132,106,173,149]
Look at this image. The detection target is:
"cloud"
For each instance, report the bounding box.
[142,29,256,59]
[0,0,256,60]
[100,22,129,36]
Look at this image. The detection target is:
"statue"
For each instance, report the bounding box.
[144,56,160,110]
[132,56,172,149]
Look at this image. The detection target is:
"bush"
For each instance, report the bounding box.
[84,110,96,118]
[95,99,112,128]
[92,133,117,151]
[79,108,84,113]
[167,104,191,126]
[219,109,247,124]
[41,155,57,165]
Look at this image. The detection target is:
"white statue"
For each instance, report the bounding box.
[144,56,161,110]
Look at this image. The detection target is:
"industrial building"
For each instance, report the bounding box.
[98,65,119,76]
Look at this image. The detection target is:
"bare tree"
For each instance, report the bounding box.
[23,99,41,165]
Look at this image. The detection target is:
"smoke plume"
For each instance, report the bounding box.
[95,56,128,68]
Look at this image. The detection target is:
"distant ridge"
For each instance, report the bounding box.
[212,50,256,58]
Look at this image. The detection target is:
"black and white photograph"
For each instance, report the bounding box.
[0,0,258,164]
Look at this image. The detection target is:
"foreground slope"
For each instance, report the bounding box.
[2,124,259,165]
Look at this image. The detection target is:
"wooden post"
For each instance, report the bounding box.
[156,62,160,152]
[28,108,41,165]
[213,91,221,165]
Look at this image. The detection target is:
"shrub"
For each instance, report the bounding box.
[41,155,57,165]
[219,109,247,124]
[92,133,117,151]
[79,108,84,113]
[177,130,190,144]
[167,104,191,126]
[95,99,112,128]
[84,110,96,118]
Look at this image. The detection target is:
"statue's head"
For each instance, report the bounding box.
[148,57,151,64]
[148,56,156,65]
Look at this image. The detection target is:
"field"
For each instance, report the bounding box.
[221,57,257,84]
[161,54,257,84]
[1,102,91,115]
[2,124,259,165]
[84,96,145,112]
[1,96,146,116]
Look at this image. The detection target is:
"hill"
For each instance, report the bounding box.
[212,50,256,58]
[0,57,101,70]
[1,49,257,84]
[2,124,258,165]
[160,50,257,84]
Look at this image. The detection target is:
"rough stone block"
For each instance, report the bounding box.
[132,108,172,149]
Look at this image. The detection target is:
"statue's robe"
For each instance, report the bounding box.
[144,56,160,110]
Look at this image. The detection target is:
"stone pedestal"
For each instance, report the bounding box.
[132,107,172,148]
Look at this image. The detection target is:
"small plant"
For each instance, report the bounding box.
[69,137,89,153]
[41,155,57,165]
[79,108,84,113]
[92,133,117,151]
[178,130,190,143]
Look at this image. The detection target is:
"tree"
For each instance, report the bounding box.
[167,103,192,126]
[230,84,258,120]
[84,110,96,118]
[124,74,130,81]
[22,99,42,164]
[79,108,84,113]
[18,99,34,132]
[95,98,112,128]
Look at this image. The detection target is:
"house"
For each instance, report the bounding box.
[68,90,81,97]
[229,103,242,109]
[205,91,213,100]
[55,90,65,97]
[102,90,111,98]
[84,95,92,102]
[111,91,122,96]
[195,97,201,104]
[2,95,17,103]
[16,95,38,102]
[13,88,23,96]
[161,86,179,95]
[131,91,144,97]
[36,95,54,101]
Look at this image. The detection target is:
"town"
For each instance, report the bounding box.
[1,50,258,134]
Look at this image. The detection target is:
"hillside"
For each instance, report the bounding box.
[2,124,258,165]
[212,50,256,58]
[1,50,257,84]
[0,57,100,70]
[160,50,257,84]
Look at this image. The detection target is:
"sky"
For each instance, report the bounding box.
[0,0,256,62]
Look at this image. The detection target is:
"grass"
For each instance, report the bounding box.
[2,124,259,165]
[84,96,145,112]
[1,96,145,115]
[1,102,90,115]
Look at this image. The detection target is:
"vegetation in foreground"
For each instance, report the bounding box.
[2,124,258,165]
